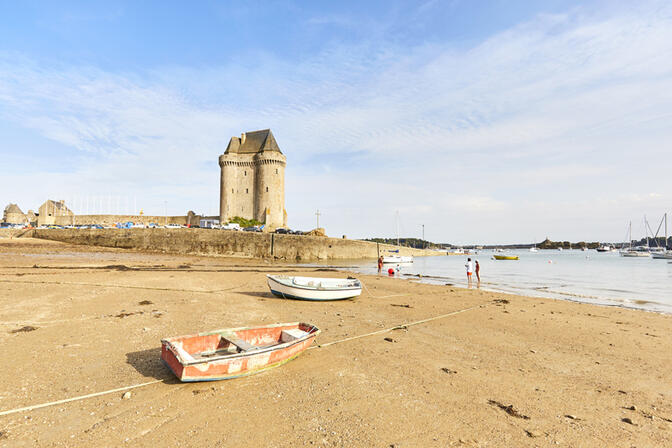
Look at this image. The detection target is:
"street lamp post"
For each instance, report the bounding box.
[164,201,168,226]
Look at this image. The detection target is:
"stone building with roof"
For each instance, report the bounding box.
[25,210,37,226]
[37,200,73,226]
[3,203,28,225]
[219,129,287,228]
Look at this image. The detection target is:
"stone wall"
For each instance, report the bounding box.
[29,228,440,261]
[51,214,193,227]
[0,229,28,238]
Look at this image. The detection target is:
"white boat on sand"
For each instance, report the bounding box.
[266,275,362,301]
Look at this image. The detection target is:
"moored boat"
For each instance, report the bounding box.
[493,255,519,260]
[267,275,362,301]
[161,322,320,382]
[652,251,672,259]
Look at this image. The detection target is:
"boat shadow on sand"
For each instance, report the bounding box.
[238,291,293,301]
[126,347,181,383]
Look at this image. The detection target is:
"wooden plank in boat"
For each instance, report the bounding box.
[221,333,256,351]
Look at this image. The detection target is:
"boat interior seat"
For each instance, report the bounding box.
[281,328,309,343]
[221,334,256,352]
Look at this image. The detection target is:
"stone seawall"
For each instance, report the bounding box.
[0,229,31,239]
[29,229,441,261]
[51,214,211,227]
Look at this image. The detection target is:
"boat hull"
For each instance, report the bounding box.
[652,252,672,259]
[267,275,362,301]
[493,255,519,260]
[161,323,319,382]
[620,251,651,257]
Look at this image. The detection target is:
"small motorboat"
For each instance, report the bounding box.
[161,322,319,382]
[267,275,362,301]
[382,255,413,263]
[493,255,519,260]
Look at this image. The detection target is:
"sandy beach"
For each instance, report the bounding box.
[1,238,671,447]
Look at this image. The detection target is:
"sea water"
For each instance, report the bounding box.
[318,250,672,314]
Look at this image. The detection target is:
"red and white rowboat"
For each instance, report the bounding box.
[161,322,320,382]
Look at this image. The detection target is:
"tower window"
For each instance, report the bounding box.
[244,170,247,176]
[266,186,269,192]
[246,188,248,194]
[231,189,234,194]
[275,169,278,174]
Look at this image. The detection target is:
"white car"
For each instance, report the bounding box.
[221,223,241,231]
[165,224,181,229]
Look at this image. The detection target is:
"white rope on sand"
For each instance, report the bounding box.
[358,278,409,299]
[0,302,489,418]
[311,302,485,348]
[0,380,163,417]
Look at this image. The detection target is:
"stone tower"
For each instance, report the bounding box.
[219,129,287,228]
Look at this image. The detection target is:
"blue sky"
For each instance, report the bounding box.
[1,0,671,244]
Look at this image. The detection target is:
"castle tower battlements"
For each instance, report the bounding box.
[219,129,287,228]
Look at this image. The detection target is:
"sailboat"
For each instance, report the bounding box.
[652,213,672,259]
[620,221,651,257]
[382,211,414,264]
[529,239,538,252]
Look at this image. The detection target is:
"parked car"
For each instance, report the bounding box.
[221,222,241,231]
[165,224,181,229]
[274,227,291,234]
[290,230,304,235]
[243,226,262,232]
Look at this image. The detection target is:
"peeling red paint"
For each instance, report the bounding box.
[161,322,319,381]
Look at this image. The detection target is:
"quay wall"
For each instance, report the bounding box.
[0,229,30,239]
[50,214,214,227]
[28,228,441,261]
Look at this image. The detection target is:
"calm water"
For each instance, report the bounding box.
[318,250,672,314]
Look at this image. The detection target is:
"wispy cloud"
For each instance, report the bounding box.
[1,1,671,242]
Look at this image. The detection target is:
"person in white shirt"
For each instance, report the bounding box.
[465,257,473,285]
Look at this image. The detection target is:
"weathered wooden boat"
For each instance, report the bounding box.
[267,275,362,301]
[161,322,319,382]
[493,255,519,260]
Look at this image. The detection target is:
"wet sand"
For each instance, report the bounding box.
[0,238,671,447]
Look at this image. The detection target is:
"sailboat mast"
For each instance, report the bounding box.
[396,211,400,247]
[666,212,668,250]
[629,221,632,250]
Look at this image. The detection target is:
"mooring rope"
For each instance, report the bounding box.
[0,279,244,294]
[311,302,485,348]
[358,278,409,299]
[0,302,488,418]
[0,380,163,417]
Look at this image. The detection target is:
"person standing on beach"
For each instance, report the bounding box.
[475,260,481,283]
[465,257,473,285]
[377,256,383,274]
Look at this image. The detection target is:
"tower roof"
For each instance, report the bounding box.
[41,200,72,213]
[225,129,282,154]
